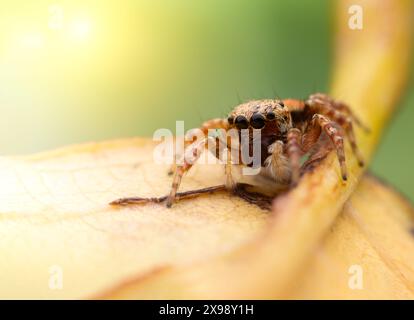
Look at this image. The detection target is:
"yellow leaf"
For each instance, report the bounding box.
[0,0,413,299]
[290,175,414,299]
[96,0,414,299]
[1,139,413,299]
[0,139,269,299]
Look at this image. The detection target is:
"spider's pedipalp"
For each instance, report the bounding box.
[286,128,303,185]
[264,140,291,184]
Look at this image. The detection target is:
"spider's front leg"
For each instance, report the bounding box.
[110,119,234,208]
[167,120,234,207]
[302,114,348,180]
[306,93,366,167]
[109,137,220,207]
[308,93,370,132]
[166,136,215,207]
[168,118,229,175]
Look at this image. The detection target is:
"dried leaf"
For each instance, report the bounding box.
[97,0,413,299]
[0,0,413,299]
[290,175,414,299]
[0,139,269,299]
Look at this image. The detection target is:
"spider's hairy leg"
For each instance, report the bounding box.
[166,133,231,207]
[286,128,303,185]
[168,118,229,175]
[335,101,370,133]
[167,137,212,207]
[111,133,233,207]
[309,93,369,132]
[306,94,365,167]
[306,114,348,181]
[225,145,236,190]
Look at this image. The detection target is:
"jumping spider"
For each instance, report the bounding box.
[111,93,368,208]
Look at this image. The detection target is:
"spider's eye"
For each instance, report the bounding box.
[279,101,285,107]
[227,116,234,125]
[250,113,266,129]
[266,111,276,120]
[235,115,249,129]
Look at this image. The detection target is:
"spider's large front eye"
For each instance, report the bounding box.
[250,113,265,129]
[266,111,276,120]
[235,115,249,129]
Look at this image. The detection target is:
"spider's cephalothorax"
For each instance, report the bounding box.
[226,99,293,170]
[110,93,368,208]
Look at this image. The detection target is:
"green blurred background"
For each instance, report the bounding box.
[0,0,413,200]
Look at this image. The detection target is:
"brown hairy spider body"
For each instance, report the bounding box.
[111,93,367,208]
